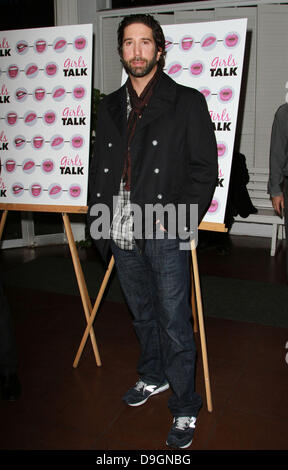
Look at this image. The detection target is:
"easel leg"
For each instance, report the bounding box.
[73,255,115,368]
[62,212,101,367]
[190,264,198,333]
[191,239,213,412]
[0,210,8,241]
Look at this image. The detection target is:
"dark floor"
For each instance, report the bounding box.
[0,233,288,455]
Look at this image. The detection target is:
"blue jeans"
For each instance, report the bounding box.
[110,236,202,417]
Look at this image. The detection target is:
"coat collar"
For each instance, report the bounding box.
[106,71,178,138]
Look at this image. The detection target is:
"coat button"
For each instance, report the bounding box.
[154,168,160,174]
[152,140,158,146]
[108,142,112,147]
[96,193,101,197]
[157,194,163,199]
[104,168,109,173]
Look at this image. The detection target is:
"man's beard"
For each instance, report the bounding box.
[122,50,159,78]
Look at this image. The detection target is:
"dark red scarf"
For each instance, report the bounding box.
[123,66,161,191]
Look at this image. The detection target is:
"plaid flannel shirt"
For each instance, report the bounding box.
[110,90,135,250]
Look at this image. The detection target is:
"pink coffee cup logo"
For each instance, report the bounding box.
[180,36,194,52]
[8,65,19,79]
[30,183,42,198]
[34,39,47,54]
[33,87,46,101]
[32,135,44,150]
[6,111,17,126]
[5,159,16,173]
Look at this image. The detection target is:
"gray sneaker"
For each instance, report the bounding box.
[166,416,197,448]
[122,379,169,407]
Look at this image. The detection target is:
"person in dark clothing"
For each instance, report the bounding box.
[88,14,217,448]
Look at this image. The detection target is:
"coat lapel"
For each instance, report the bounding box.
[134,73,177,135]
[105,73,177,138]
[106,84,127,139]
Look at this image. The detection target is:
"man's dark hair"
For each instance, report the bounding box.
[117,13,166,70]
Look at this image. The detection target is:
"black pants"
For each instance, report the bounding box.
[284,178,288,279]
[0,275,18,374]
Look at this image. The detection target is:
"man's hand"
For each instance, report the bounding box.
[272,195,284,217]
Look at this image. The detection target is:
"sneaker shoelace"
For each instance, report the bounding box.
[134,380,147,393]
[174,416,196,430]
[134,380,156,394]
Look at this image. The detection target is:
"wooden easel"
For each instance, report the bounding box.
[73,221,226,413]
[0,204,101,368]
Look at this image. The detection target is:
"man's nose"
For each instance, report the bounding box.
[134,41,141,57]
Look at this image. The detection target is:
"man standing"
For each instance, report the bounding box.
[268,102,288,276]
[88,14,217,448]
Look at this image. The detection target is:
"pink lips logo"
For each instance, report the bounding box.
[15,88,28,102]
[190,61,204,76]
[224,32,239,48]
[14,135,26,150]
[165,37,173,52]
[71,135,84,149]
[16,40,28,54]
[53,38,67,52]
[52,86,66,101]
[167,62,183,78]
[69,184,81,198]
[51,135,64,149]
[201,34,217,50]
[44,110,56,125]
[218,87,234,103]
[74,36,87,50]
[42,159,54,173]
[217,142,227,158]
[73,86,86,100]
[23,159,35,173]
[45,62,58,77]
[48,184,62,199]
[25,63,39,78]
[12,183,24,197]
[24,111,38,126]
[208,199,219,213]
[199,87,211,100]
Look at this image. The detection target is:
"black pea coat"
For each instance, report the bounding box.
[88,71,218,263]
